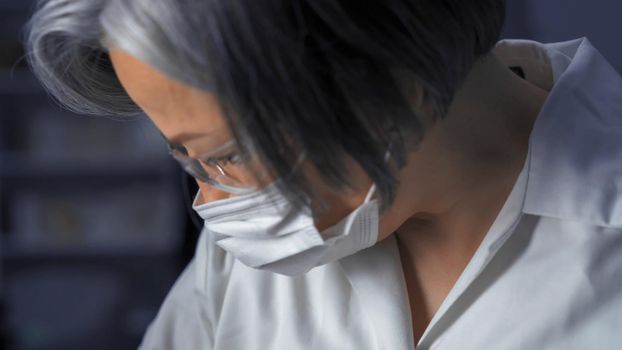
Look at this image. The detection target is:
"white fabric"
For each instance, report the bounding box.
[196,181,379,276]
[138,37,622,350]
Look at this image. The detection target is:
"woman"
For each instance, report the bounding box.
[24,0,622,349]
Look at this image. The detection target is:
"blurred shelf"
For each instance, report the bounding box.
[0,153,177,179]
[1,239,181,261]
[1,179,186,256]
[0,5,192,350]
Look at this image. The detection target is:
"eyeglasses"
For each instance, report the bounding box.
[159,131,262,195]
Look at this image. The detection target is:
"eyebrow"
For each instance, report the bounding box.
[159,130,210,145]
[158,130,238,156]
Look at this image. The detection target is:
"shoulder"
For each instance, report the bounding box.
[137,257,215,350]
[138,226,236,350]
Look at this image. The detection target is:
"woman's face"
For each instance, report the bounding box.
[108,49,375,231]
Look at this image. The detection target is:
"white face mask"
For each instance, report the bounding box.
[191,180,380,276]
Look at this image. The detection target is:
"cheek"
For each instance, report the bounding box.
[194,180,232,205]
[312,195,355,232]
[306,158,373,232]
[233,158,276,189]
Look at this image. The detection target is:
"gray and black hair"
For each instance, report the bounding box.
[24,0,506,213]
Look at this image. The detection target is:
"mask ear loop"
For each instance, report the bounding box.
[363,183,377,204]
[338,146,391,238]
[362,147,393,204]
[320,146,393,242]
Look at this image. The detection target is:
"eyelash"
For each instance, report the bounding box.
[201,152,241,165]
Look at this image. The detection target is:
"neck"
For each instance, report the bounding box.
[379,52,549,242]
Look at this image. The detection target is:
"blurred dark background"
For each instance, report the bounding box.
[0,1,620,349]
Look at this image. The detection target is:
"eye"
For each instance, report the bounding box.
[202,152,242,166]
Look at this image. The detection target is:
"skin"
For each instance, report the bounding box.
[108,48,549,343]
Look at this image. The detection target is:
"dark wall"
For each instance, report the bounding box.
[502,0,622,73]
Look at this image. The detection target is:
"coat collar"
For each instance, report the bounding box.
[342,38,622,350]
[496,37,622,228]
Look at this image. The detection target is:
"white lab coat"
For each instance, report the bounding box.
[138,37,622,350]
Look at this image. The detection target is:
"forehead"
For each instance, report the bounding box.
[107,49,229,141]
